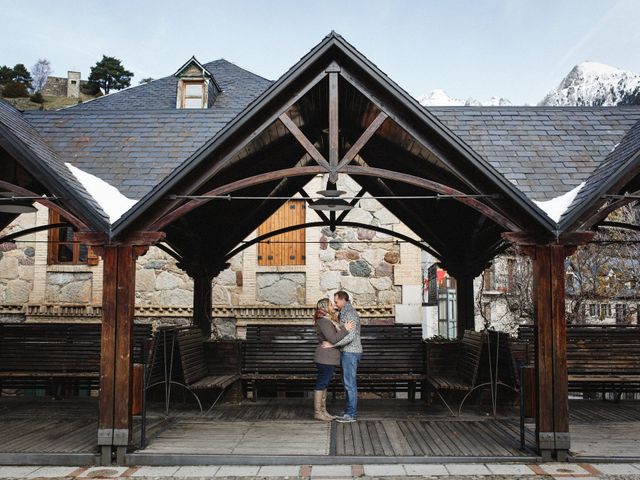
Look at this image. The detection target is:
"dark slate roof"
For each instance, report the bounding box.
[66,59,272,111]
[24,58,273,200]
[559,119,640,229]
[25,109,237,199]
[429,106,640,201]
[0,99,109,230]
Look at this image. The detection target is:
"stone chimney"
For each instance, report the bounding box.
[67,71,81,98]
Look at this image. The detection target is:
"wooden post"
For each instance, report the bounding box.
[502,231,591,460]
[193,273,213,339]
[98,245,144,464]
[454,274,476,337]
[75,232,162,465]
[528,244,572,460]
[98,246,118,465]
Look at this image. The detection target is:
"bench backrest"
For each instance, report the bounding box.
[518,324,640,375]
[146,326,208,387]
[459,330,483,385]
[425,330,516,388]
[0,323,151,373]
[242,325,424,375]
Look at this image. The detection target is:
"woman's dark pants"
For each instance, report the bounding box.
[315,363,335,390]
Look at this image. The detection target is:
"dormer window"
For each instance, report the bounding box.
[180,80,206,108]
[174,56,221,109]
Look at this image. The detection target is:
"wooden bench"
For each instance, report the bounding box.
[518,324,640,398]
[0,322,151,394]
[241,324,425,401]
[146,326,240,412]
[425,330,517,415]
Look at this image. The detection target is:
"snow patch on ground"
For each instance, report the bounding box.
[65,163,137,223]
[533,182,585,223]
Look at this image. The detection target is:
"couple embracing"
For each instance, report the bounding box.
[312,291,362,423]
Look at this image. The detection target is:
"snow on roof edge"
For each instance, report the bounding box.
[65,162,137,224]
[533,182,586,223]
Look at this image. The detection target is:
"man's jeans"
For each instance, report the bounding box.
[341,352,361,417]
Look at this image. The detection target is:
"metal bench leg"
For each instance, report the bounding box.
[434,389,456,417]
[409,382,416,402]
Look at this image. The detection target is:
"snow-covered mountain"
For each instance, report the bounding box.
[417,89,512,107]
[417,61,640,107]
[539,61,640,106]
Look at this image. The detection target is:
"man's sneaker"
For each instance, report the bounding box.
[335,414,356,423]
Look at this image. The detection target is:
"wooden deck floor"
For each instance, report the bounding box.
[0,397,638,459]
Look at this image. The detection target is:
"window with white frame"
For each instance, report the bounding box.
[179,80,206,108]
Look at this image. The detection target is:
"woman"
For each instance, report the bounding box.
[313,298,354,421]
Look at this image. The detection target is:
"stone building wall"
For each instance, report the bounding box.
[0,213,36,306]
[41,76,68,97]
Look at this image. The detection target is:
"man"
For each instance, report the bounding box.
[324,290,362,423]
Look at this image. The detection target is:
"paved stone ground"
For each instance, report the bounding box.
[1,463,640,479]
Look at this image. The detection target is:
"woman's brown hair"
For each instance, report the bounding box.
[314,298,330,322]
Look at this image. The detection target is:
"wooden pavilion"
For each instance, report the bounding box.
[1,33,640,465]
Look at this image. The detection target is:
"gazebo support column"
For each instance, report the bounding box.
[97,245,140,464]
[529,244,572,461]
[504,232,591,461]
[192,273,214,339]
[78,232,163,466]
[454,274,476,336]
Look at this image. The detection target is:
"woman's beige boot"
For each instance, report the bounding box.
[321,390,335,419]
[314,390,332,421]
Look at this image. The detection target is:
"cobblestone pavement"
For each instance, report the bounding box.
[1,463,640,479]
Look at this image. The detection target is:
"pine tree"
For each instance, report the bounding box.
[12,64,33,88]
[88,55,133,94]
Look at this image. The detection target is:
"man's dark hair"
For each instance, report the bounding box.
[334,291,350,302]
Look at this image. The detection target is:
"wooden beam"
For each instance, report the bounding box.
[336,111,388,171]
[502,231,593,246]
[328,71,339,182]
[278,113,332,172]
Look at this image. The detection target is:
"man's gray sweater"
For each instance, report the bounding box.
[332,302,362,353]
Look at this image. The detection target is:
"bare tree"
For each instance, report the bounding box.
[31,59,52,92]
[476,247,534,334]
[567,204,640,324]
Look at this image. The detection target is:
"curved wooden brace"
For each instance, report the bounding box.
[596,221,640,232]
[223,220,441,261]
[582,189,640,230]
[0,222,69,243]
[0,180,88,230]
[152,166,518,231]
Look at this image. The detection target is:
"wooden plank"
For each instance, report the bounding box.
[381,420,413,456]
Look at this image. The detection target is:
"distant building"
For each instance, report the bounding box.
[41,71,93,98]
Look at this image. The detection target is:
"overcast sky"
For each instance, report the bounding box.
[3,0,640,104]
